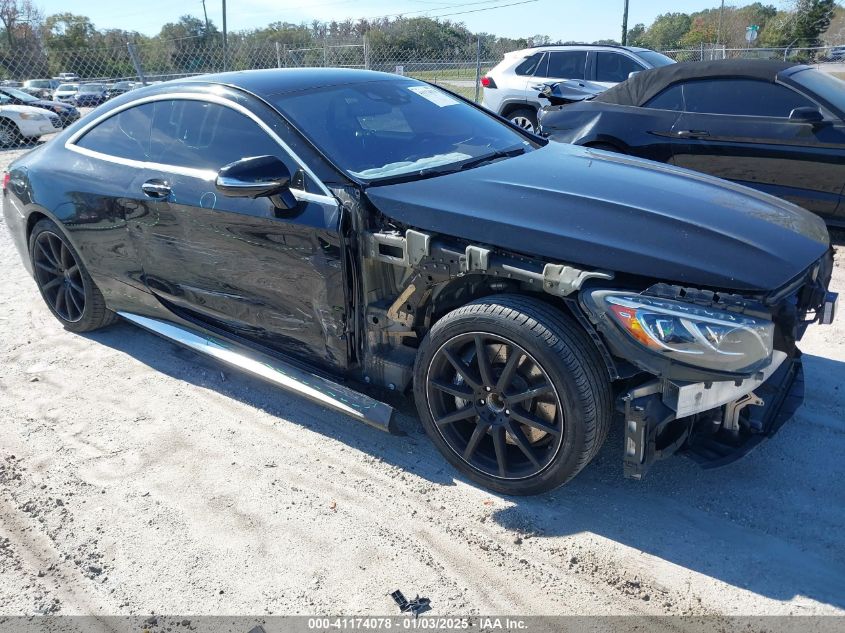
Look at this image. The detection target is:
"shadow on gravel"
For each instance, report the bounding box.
[82,321,458,488]
[83,321,845,609]
[492,352,845,610]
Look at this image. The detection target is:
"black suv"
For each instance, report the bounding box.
[2,69,838,494]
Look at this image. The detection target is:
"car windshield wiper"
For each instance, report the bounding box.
[456,146,526,171]
[363,146,527,187]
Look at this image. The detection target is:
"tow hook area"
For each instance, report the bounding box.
[621,384,684,480]
[723,392,764,434]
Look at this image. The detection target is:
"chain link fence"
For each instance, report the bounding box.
[1,38,843,103]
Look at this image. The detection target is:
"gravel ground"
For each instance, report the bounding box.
[0,136,844,617]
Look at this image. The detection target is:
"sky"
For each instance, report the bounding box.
[40,0,793,41]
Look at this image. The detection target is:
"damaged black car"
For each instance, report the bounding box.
[2,69,838,494]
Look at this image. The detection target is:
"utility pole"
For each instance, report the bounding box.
[621,0,629,46]
[222,0,228,71]
[717,0,725,45]
[201,0,209,33]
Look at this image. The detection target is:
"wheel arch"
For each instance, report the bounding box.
[500,101,537,120]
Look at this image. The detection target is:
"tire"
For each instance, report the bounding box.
[507,108,538,133]
[0,120,21,148]
[413,294,612,495]
[29,218,117,333]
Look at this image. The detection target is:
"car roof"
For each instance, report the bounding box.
[513,44,653,54]
[180,68,400,98]
[594,58,802,107]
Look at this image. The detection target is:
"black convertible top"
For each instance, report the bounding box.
[595,59,800,107]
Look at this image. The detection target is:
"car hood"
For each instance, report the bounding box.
[0,104,55,116]
[364,142,829,292]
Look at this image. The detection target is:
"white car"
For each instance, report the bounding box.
[481,44,676,132]
[53,83,79,103]
[0,102,61,147]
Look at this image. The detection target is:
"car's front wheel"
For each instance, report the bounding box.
[0,120,21,147]
[507,108,538,133]
[29,218,117,333]
[413,295,612,495]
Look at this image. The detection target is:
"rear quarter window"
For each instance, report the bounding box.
[514,53,544,77]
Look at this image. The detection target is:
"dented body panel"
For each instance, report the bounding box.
[365,142,828,293]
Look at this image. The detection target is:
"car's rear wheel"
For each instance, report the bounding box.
[508,108,538,133]
[29,219,117,333]
[413,294,612,495]
[0,120,21,147]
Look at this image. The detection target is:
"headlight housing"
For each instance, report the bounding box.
[19,111,46,120]
[583,290,774,374]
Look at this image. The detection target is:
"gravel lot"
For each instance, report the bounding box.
[1,134,844,617]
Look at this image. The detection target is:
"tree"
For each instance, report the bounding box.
[789,0,836,47]
[643,12,692,49]
[43,13,97,50]
[626,23,647,47]
[0,0,42,50]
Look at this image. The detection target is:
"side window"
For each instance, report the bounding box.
[544,51,587,80]
[147,100,291,171]
[595,52,644,83]
[681,79,815,117]
[75,103,155,161]
[514,53,544,77]
[645,84,685,111]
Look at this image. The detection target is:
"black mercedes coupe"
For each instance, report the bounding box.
[2,69,838,494]
[540,60,845,226]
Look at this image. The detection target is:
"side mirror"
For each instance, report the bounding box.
[216,155,297,210]
[628,71,640,80]
[789,106,825,125]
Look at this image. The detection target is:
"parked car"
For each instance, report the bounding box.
[2,69,837,494]
[1,80,23,87]
[0,86,80,126]
[53,83,79,103]
[22,79,59,100]
[0,101,61,146]
[828,45,845,61]
[106,81,137,99]
[540,59,845,226]
[55,72,80,82]
[72,83,109,107]
[481,44,676,132]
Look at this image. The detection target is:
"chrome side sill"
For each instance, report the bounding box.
[118,312,395,432]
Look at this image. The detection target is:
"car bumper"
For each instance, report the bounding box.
[621,351,806,479]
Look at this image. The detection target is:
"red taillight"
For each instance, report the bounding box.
[481,76,497,89]
[1,172,9,191]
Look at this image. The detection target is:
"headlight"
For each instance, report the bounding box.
[584,290,774,373]
[19,111,46,120]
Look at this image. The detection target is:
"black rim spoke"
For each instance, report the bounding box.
[506,423,542,468]
[430,378,474,400]
[443,347,482,390]
[506,383,554,405]
[491,427,508,477]
[496,347,523,393]
[474,335,495,387]
[434,406,477,427]
[33,231,85,323]
[463,422,490,460]
[510,407,561,436]
[428,332,564,480]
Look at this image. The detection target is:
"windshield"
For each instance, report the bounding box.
[273,79,534,182]
[636,50,677,67]
[80,84,105,93]
[57,84,78,92]
[0,87,36,102]
[790,68,845,115]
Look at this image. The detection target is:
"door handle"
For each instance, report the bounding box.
[141,180,171,199]
[674,129,710,138]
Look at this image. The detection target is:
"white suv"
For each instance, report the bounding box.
[482,45,676,132]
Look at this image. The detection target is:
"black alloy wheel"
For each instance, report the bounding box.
[32,230,86,322]
[426,332,564,480]
[29,218,117,332]
[414,294,612,495]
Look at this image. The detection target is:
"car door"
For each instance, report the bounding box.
[528,50,588,106]
[668,78,845,219]
[591,51,646,88]
[123,96,348,370]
